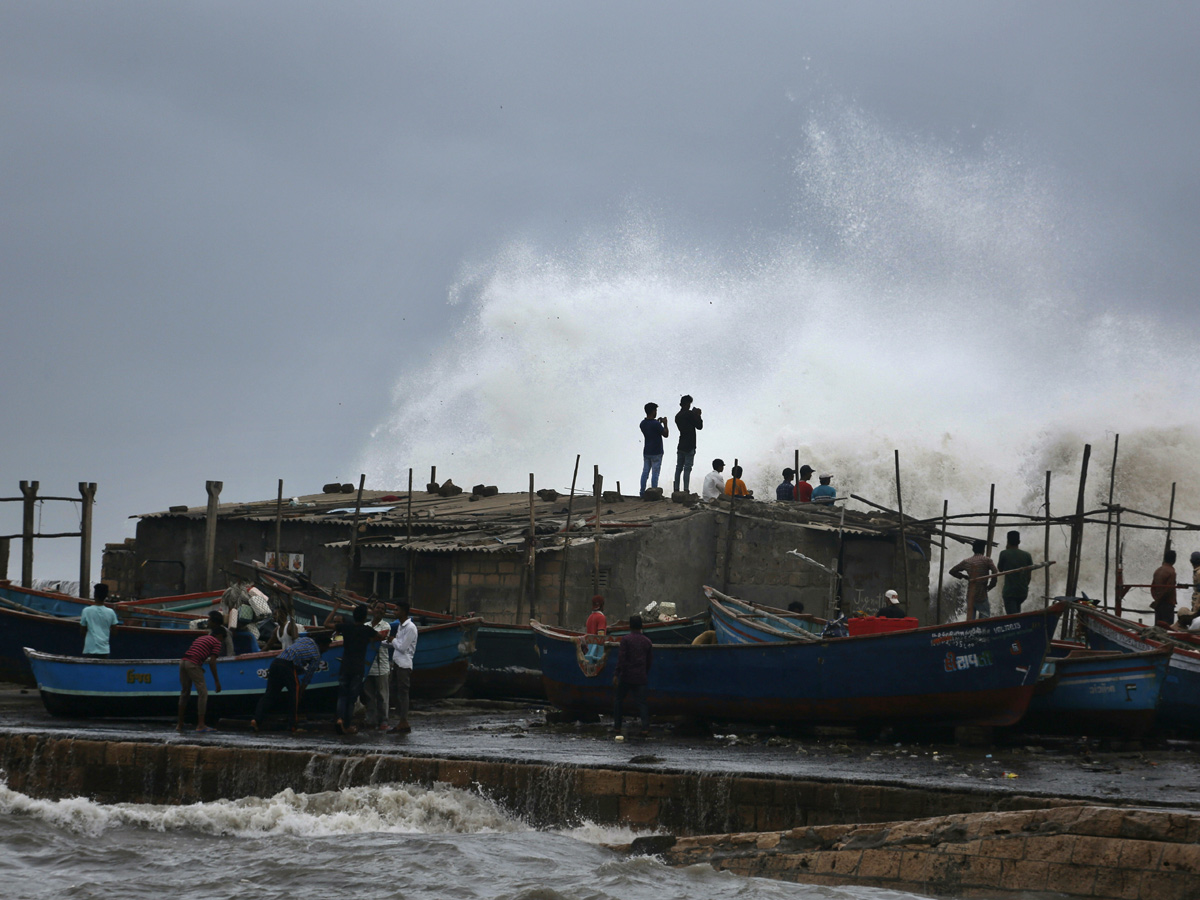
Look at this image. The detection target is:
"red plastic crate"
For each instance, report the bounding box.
[846,615,919,636]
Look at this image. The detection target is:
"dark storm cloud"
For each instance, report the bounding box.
[1,1,1197,576]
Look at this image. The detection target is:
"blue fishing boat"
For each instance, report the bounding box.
[532,603,1063,729]
[466,612,713,701]
[704,586,825,643]
[1075,603,1200,734]
[0,594,256,686]
[1020,644,1170,737]
[22,641,365,719]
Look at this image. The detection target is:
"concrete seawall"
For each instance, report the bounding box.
[2,733,1085,833]
[3,732,1198,898]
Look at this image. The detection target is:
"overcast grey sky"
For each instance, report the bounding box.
[3,2,1199,582]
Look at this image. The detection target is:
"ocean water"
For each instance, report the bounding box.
[0,779,931,900]
[362,105,1200,604]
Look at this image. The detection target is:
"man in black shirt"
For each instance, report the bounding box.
[672,395,703,494]
[324,598,387,735]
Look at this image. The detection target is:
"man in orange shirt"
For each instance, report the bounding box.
[724,465,751,497]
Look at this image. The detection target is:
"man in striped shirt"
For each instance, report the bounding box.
[251,634,323,733]
[177,622,225,733]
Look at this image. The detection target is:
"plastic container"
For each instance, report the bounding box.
[846,615,920,636]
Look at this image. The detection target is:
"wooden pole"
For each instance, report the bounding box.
[936,499,948,623]
[794,449,800,499]
[406,468,414,605]
[19,480,38,588]
[274,479,284,569]
[527,473,537,620]
[346,474,366,587]
[592,467,602,596]
[203,480,222,591]
[722,458,738,592]
[1043,470,1051,607]
[894,450,910,609]
[558,454,581,626]
[1065,445,1091,597]
[1102,435,1118,608]
[985,483,997,554]
[1165,482,1177,555]
[1114,511,1124,616]
[78,482,96,598]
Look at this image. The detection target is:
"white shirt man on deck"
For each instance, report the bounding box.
[701,458,726,500]
[388,603,419,733]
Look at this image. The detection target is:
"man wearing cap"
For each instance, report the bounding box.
[997,531,1034,615]
[701,459,725,500]
[639,402,669,497]
[794,465,814,502]
[776,468,796,501]
[672,395,703,494]
[876,590,906,618]
[811,473,836,504]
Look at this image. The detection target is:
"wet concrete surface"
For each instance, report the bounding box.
[2,683,1198,810]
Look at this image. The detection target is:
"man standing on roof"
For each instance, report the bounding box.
[701,459,725,500]
[811,473,836,504]
[794,465,815,503]
[997,531,1034,615]
[639,402,669,496]
[776,468,796,501]
[672,395,703,494]
[950,540,999,619]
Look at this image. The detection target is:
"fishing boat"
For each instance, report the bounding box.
[1075,602,1200,733]
[251,571,482,699]
[0,588,256,685]
[1019,643,1171,737]
[532,603,1064,729]
[466,610,713,701]
[704,587,826,643]
[22,641,360,719]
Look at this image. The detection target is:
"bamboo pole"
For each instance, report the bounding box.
[1043,470,1051,607]
[592,467,602,596]
[794,449,800,499]
[894,450,910,608]
[406,468,414,605]
[346,474,366,587]
[936,499,948,623]
[985,483,997,553]
[558,454,581,626]
[1165,482,1177,555]
[274,479,284,571]
[722,458,739,592]
[1102,436,1119,607]
[527,473,537,620]
[1065,445,1091,597]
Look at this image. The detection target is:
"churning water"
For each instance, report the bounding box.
[362,107,1199,601]
[0,779,927,900]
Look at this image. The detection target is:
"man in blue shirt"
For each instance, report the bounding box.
[776,468,796,501]
[251,634,323,733]
[80,584,119,657]
[639,402,669,496]
[812,474,837,504]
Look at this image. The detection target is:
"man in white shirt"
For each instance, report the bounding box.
[389,601,419,733]
[363,600,393,730]
[701,458,726,500]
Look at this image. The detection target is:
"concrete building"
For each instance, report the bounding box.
[105,485,933,628]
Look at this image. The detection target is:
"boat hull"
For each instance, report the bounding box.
[1023,646,1170,737]
[534,605,1062,728]
[1078,606,1200,733]
[23,645,356,720]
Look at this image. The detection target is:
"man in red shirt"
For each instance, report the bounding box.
[794,465,815,502]
[585,595,607,635]
[177,622,225,733]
